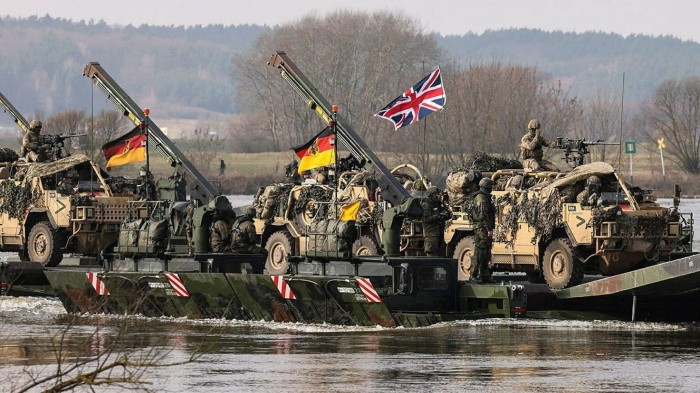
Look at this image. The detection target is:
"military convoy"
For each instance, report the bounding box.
[0,54,695,326]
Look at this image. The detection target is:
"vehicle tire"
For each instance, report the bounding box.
[352,235,380,256]
[453,237,476,281]
[27,221,63,267]
[264,231,294,275]
[294,198,317,232]
[542,238,583,290]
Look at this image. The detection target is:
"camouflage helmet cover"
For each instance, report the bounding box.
[586,175,601,185]
[527,119,541,130]
[479,177,494,192]
[29,119,42,131]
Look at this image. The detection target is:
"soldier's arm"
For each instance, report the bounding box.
[520,134,538,150]
[421,201,441,223]
[23,134,39,150]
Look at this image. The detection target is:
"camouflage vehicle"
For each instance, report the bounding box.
[254,164,431,274]
[0,153,135,266]
[441,162,688,289]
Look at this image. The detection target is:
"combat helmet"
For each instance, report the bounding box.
[479,177,494,193]
[527,119,541,130]
[586,175,601,186]
[29,119,42,131]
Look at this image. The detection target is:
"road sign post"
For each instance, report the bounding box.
[658,137,666,177]
[624,140,636,182]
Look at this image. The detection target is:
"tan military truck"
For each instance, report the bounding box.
[0,154,135,266]
[442,162,685,289]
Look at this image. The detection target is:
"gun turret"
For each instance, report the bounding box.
[41,133,87,161]
[555,137,620,168]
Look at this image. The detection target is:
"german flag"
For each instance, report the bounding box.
[102,126,147,168]
[292,127,336,174]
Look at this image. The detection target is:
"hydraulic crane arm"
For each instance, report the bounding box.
[83,62,218,205]
[268,51,410,206]
[0,90,30,133]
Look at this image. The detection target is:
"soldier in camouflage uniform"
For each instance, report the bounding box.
[520,119,559,171]
[471,178,496,283]
[576,175,602,206]
[210,210,231,252]
[57,168,79,195]
[421,186,449,256]
[231,206,267,255]
[21,120,51,162]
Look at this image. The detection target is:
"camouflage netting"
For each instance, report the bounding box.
[253,183,294,221]
[445,171,479,209]
[0,180,41,220]
[459,151,523,172]
[25,154,90,179]
[591,207,669,246]
[494,189,563,246]
[0,147,19,163]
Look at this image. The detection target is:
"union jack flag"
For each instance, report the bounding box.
[375,67,446,130]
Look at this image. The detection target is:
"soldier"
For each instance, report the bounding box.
[209,210,231,252]
[577,175,602,207]
[421,186,449,256]
[471,178,496,283]
[520,119,559,171]
[231,206,268,255]
[136,165,157,200]
[21,119,51,162]
[284,160,301,183]
[57,168,79,195]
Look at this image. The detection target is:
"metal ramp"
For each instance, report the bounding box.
[557,253,700,299]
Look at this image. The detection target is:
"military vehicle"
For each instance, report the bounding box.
[0,91,137,266]
[259,52,424,274]
[439,159,689,289]
[33,60,526,328]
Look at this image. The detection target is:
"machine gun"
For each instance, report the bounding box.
[41,133,87,160]
[555,137,620,168]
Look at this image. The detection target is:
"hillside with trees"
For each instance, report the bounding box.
[3,13,700,194]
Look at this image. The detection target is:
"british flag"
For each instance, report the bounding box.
[375,67,446,130]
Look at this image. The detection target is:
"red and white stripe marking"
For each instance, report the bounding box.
[164,273,191,297]
[272,275,296,300]
[86,272,110,296]
[356,278,381,303]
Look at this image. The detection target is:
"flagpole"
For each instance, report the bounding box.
[144,108,150,175]
[331,104,339,219]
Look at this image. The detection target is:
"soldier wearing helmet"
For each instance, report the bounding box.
[470,177,496,283]
[420,186,449,256]
[520,119,559,171]
[21,119,51,162]
[576,175,602,206]
[231,206,267,255]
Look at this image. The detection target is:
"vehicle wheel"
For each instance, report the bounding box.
[264,231,294,275]
[352,235,380,256]
[27,221,63,267]
[295,198,317,231]
[453,237,476,281]
[542,238,583,290]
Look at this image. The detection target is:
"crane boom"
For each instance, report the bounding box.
[267,51,410,205]
[83,62,219,205]
[0,90,30,133]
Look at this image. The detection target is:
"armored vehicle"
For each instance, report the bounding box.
[0,153,135,266]
[441,161,688,289]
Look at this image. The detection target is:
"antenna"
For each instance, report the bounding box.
[618,72,625,173]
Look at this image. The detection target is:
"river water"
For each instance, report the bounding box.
[2,197,700,392]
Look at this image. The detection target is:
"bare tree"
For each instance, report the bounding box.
[11,315,204,393]
[83,109,130,166]
[636,76,700,174]
[232,10,444,153]
[43,109,86,155]
[581,89,625,164]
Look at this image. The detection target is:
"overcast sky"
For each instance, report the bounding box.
[4,0,700,42]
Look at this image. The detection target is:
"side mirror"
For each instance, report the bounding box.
[674,184,681,208]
